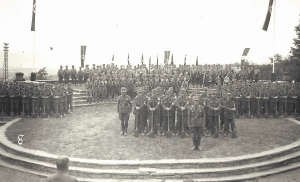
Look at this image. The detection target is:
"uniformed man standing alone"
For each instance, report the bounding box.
[188,95,205,150]
[117,87,132,136]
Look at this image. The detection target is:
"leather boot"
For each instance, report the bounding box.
[124,129,127,136]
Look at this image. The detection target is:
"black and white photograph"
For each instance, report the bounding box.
[0,0,300,181]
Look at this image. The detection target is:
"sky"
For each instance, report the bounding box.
[0,0,300,69]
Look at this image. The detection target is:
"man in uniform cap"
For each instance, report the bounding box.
[20,83,31,117]
[41,84,52,118]
[94,76,101,104]
[67,83,74,114]
[118,87,132,136]
[31,83,41,117]
[188,95,205,150]
[58,65,64,84]
[176,87,189,136]
[85,78,93,104]
[161,90,176,135]
[206,90,221,136]
[9,82,20,117]
[133,87,147,135]
[71,65,77,86]
[64,65,71,85]
[222,93,236,137]
[83,65,90,83]
[147,88,161,135]
[77,67,84,85]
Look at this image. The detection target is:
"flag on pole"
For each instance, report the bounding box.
[241,48,250,70]
[262,0,274,31]
[112,55,114,62]
[31,0,36,31]
[171,54,174,65]
[127,53,130,65]
[184,55,187,66]
[196,56,198,66]
[81,45,87,68]
[156,55,158,68]
[141,54,144,65]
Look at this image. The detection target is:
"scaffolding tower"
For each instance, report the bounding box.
[3,43,9,81]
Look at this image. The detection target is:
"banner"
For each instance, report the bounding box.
[164,51,171,64]
[171,54,174,65]
[184,55,187,66]
[31,0,36,31]
[262,0,274,31]
[81,45,87,68]
[141,54,144,65]
[241,48,250,70]
[196,56,198,66]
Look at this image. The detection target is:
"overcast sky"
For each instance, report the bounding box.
[0,0,300,69]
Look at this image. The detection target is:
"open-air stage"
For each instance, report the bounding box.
[1,89,300,182]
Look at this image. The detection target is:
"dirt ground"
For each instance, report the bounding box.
[5,104,300,160]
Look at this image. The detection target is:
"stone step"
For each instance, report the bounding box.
[73,89,86,93]
[73,99,89,104]
[1,153,300,182]
[73,103,97,107]
[1,139,300,179]
[73,96,88,100]
[73,92,86,96]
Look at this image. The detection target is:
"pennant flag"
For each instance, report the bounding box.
[164,51,171,64]
[127,53,130,65]
[50,47,53,50]
[184,55,187,66]
[141,54,144,65]
[196,56,198,66]
[81,45,87,68]
[157,55,158,68]
[171,54,174,65]
[31,0,36,31]
[242,48,250,56]
[262,0,274,31]
[112,55,114,62]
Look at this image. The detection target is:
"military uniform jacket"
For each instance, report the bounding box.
[58,69,64,78]
[241,87,251,101]
[278,88,288,102]
[161,95,175,116]
[207,98,220,116]
[64,69,71,78]
[176,94,188,115]
[77,70,84,78]
[31,87,40,100]
[133,94,147,114]
[118,95,132,113]
[269,88,278,102]
[9,88,20,98]
[85,82,93,89]
[288,88,298,103]
[147,95,160,114]
[189,104,204,127]
[223,100,235,119]
[67,87,73,101]
[71,69,77,77]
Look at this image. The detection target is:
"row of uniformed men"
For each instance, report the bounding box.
[58,63,261,88]
[0,81,74,118]
[117,85,237,141]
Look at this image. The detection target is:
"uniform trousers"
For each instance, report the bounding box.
[163,112,174,132]
[224,118,235,134]
[86,89,93,100]
[10,97,20,115]
[279,98,287,114]
[192,126,203,148]
[120,113,129,131]
[208,115,219,134]
[22,98,31,116]
[71,75,77,85]
[148,111,160,133]
[177,114,188,134]
[64,77,69,85]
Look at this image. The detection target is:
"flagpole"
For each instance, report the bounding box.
[33,31,35,73]
[273,0,276,73]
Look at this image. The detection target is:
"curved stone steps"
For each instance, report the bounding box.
[1,140,300,179]
[1,156,300,182]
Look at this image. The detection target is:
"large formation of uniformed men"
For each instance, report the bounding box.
[0,81,74,118]
[58,63,262,103]
[117,78,300,150]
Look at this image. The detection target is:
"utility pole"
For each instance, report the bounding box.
[3,43,9,81]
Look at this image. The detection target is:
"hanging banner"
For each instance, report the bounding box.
[241,48,250,70]
[81,45,87,68]
[31,0,36,31]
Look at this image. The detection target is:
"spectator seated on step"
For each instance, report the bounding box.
[46,156,78,182]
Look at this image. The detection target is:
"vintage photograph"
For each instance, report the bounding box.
[0,0,300,181]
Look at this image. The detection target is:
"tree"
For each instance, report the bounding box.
[36,67,48,80]
[289,14,300,66]
[269,53,283,63]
